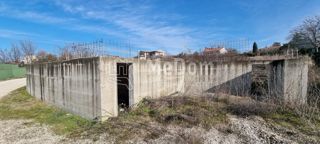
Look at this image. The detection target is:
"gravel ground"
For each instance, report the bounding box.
[0,119,63,144]
[0,119,113,144]
[0,78,26,99]
[0,115,317,144]
[139,115,294,144]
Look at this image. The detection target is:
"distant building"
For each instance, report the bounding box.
[203,47,228,55]
[22,55,37,64]
[138,50,166,59]
[260,42,282,53]
[272,42,281,47]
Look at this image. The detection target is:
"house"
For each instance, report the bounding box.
[22,55,37,64]
[259,42,282,53]
[138,50,166,59]
[203,47,228,55]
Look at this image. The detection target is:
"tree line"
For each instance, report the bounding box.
[0,40,104,64]
[0,40,36,64]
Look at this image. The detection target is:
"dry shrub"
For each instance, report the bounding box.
[79,96,229,142]
[308,65,320,108]
[141,96,228,128]
[226,98,277,117]
[293,65,320,124]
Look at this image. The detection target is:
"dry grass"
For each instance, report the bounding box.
[76,96,229,143]
[77,94,320,143]
[1,87,319,143]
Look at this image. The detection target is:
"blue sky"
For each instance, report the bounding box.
[0,0,320,56]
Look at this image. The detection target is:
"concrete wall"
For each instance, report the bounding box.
[26,56,309,119]
[26,58,101,119]
[99,57,184,117]
[284,58,309,104]
[268,58,309,104]
[183,61,252,96]
[99,58,253,117]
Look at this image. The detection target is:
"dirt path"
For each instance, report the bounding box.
[0,78,26,99]
[0,120,63,144]
[0,119,111,144]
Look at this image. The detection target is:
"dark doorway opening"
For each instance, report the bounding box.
[117,63,131,110]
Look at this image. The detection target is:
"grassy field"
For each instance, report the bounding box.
[0,64,26,81]
[0,87,319,142]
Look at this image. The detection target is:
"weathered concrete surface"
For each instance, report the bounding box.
[99,57,185,117]
[184,61,252,96]
[269,58,309,104]
[0,78,26,99]
[26,57,310,119]
[26,58,101,119]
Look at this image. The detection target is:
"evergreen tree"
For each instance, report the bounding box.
[252,42,258,54]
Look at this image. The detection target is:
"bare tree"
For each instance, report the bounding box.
[37,50,47,60]
[0,49,10,63]
[36,50,57,62]
[10,43,21,63]
[58,40,104,60]
[20,40,36,63]
[58,46,72,61]
[292,16,320,52]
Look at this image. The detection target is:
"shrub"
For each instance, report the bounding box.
[227,99,277,117]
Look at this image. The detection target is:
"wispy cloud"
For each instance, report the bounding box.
[54,0,197,53]
[0,2,127,40]
[0,3,74,25]
[3,0,313,54]
[0,0,209,53]
[0,29,38,39]
[0,28,72,50]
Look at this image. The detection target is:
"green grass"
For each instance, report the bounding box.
[0,87,93,135]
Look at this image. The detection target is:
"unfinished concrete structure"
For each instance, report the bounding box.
[26,57,309,119]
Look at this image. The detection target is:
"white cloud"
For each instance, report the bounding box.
[54,0,197,53]
[0,0,214,53]
[16,11,76,24]
[0,3,75,25]
[0,29,39,39]
[0,2,127,40]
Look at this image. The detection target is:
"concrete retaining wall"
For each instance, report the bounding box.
[269,58,308,104]
[99,58,252,117]
[26,58,101,119]
[26,57,309,119]
[184,61,252,96]
[99,57,184,117]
